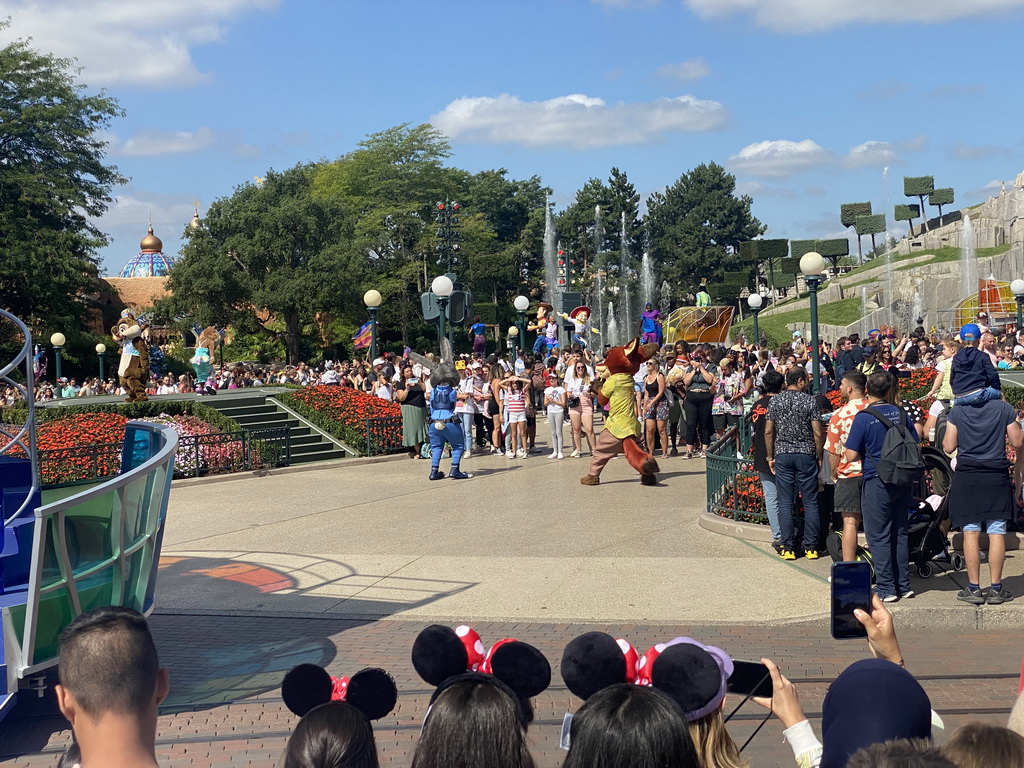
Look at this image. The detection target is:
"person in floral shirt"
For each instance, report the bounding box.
[825,370,868,562]
[712,357,748,439]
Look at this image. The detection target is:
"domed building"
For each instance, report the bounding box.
[117,225,176,278]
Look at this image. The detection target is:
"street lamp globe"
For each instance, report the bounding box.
[50,332,66,348]
[431,275,454,297]
[747,293,763,310]
[513,295,530,312]
[799,251,826,278]
[507,326,519,338]
[363,289,382,308]
[95,343,106,354]
[1012,279,1024,297]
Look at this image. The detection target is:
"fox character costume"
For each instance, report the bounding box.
[111,310,150,403]
[581,338,661,486]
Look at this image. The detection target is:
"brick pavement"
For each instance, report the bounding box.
[2,613,1021,767]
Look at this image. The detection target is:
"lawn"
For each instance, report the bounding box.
[846,244,1010,277]
[735,296,863,347]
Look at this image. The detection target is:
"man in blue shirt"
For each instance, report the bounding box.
[845,370,919,602]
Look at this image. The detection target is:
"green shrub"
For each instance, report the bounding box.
[841,202,872,228]
[759,239,789,262]
[856,213,886,236]
[1004,386,1024,411]
[817,238,849,258]
[790,240,816,259]
[894,204,920,222]
[904,176,934,197]
[275,392,361,450]
[4,400,242,433]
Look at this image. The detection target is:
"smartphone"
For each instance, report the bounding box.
[831,561,872,640]
[726,660,773,698]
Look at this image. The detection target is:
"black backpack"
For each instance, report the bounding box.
[864,405,926,486]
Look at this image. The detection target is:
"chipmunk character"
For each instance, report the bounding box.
[427,341,471,481]
[559,305,600,350]
[111,310,150,403]
[191,326,220,395]
[581,337,660,486]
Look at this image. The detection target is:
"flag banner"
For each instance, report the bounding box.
[352,322,372,349]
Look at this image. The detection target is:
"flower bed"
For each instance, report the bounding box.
[276,386,401,455]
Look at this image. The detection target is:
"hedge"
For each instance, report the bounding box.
[841,202,872,228]
[790,240,816,260]
[894,204,920,222]
[929,187,954,207]
[817,238,850,258]
[904,176,935,197]
[275,391,361,450]
[856,213,887,236]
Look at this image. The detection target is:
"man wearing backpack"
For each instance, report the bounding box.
[844,370,922,602]
[943,393,1023,605]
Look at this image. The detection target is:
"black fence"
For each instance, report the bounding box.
[366,416,405,456]
[38,426,292,486]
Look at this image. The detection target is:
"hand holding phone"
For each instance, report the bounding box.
[831,561,872,640]
[727,660,773,698]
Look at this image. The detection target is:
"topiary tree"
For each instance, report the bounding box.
[817,238,850,269]
[856,213,887,257]
[894,203,921,237]
[904,176,934,232]
[929,187,954,220]
[789,239,816,260]
[841,202,872,264]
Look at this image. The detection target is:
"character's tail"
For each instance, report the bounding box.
[623,437,658,475]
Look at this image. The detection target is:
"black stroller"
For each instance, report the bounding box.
[908,446,965,578]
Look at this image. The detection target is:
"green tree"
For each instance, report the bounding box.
[894,204,921,237]
[929,187,954,220]
[645,162,764,296]
[840,202,872,264]
[904,176,934,233]
[0,25,125,352]
[161,164,357,364]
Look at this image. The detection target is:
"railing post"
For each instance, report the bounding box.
[366,417,371,456]
[193,435,200,478]
[285,426,291,466]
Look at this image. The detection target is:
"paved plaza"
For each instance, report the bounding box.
[3,449,1024,766]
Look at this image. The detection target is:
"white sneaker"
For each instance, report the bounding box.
[517,449,527,458]
[507,451,516,460]
[557,452,564,459]
[570,449,581,458]
[547,452,557,459]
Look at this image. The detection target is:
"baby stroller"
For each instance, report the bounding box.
[909,446,965,578]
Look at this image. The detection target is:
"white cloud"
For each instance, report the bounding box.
[844,140,900,169]
[735,181,797,198]
[105,127,219,157]
[726,139,832,177]
[684,0,1024,32]
[656,58,712,81]
[1,0,279,88]
[430,93,727,148]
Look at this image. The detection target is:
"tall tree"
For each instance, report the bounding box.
[929,187,954,220]
[162,164,357,363]
[904,176,934,233]
[645,162,764,295]
[0,26,125,347]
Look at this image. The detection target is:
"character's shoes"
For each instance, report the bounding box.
[195,390,204,396]
[640,474,657,486]
[580,474,600,486]
[136,395,148,402]
[449,469,471,479]
[206,384,217,395]
[429,469,446,481]
[642,458,661,475]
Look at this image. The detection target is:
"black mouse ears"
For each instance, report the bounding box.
[561,631,639,699]
[411,624,551,699]
[281,663,398,721]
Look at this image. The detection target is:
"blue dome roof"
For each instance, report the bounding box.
[118,251,176,278]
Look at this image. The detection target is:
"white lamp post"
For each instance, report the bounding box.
[363,289,382,361]
[95,342,107,382]
[431,275,454,346]
[746,293,763,348]
[799,252,826,394]
[513,295,530,350]
[1011,279,1024,332]
[50,332,66,397]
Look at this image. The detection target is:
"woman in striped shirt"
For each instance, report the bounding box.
[502,373,532,459]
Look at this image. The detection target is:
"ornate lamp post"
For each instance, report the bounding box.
[507,325,519,353]
[746,293,763,348]
[363,289,382,362]
[431,275,454,348]
[799,252,826,395]
[50,332,66,398]
[1011,279,1024,333]
[513,295,530,351]
[95,342,107,382]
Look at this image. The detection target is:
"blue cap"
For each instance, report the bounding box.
[960,323,981,342]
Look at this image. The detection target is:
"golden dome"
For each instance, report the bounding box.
[140,225,163,253]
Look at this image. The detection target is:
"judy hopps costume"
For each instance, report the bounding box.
[427,360,472,481]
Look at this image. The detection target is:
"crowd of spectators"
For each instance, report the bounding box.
[54,604,1024,768]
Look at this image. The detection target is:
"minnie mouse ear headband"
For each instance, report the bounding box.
[561,632,733,721]
[281,663,398,721]
[412,624,551,726]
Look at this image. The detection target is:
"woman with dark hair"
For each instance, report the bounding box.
[563,684,699,768]
[411,678,535,768]
[395,365,428,459]
[282,702,379,768]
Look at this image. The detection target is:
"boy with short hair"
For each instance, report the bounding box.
[951,323,1001,406]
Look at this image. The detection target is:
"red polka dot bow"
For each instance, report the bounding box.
[455,624,518,674]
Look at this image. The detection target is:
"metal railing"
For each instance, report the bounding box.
[0,309,38,525]
[37,426,292,485]
[366,415,404,456]
[704,417,776,526]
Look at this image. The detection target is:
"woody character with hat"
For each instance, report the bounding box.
[560,305,600,349]
[527,302,554,356]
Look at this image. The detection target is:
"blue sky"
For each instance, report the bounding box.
[4,0,1023,275]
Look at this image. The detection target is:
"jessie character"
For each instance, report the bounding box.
[581,338,660,486]
[560,306,600,349]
